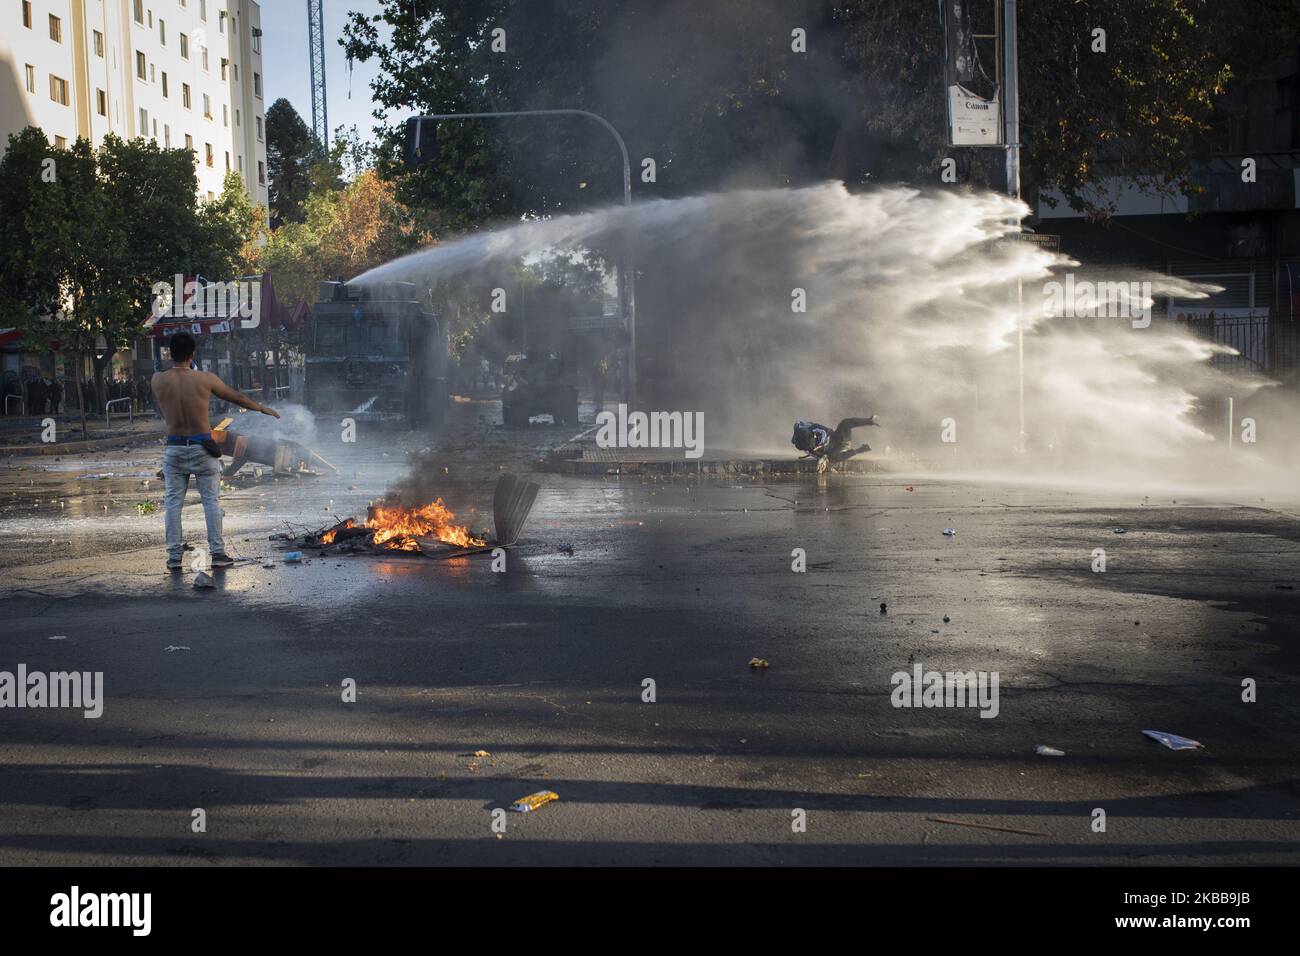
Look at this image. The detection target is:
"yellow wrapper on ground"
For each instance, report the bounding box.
[509,790,559,813]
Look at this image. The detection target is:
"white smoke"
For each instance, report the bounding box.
[355,182,1287,485]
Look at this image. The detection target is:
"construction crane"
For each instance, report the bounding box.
[307,0,327,151]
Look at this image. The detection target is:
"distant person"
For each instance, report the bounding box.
[792,415,881,474]
[26,376,46,415]
[151,331,279,571]
[45,376,61,414]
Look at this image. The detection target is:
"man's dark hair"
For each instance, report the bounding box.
[168,331,196,363]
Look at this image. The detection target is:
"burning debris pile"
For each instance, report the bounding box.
[274,473,538,559]
[316,500,486,554]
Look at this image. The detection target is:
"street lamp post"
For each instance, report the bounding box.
[1002,0,1025,456]
[410,110,637,404]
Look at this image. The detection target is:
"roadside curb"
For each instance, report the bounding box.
[2,434,160,457]
[546,456,889,476]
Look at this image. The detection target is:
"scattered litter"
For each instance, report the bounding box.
[164,645,191,652]
[262,562,275,569]
[509,790,559,813]
[1113,527,1127,534]
[1142,730,1203,751]
[927,816,1050,838]
[283,551,303,563]
[1035,745,1065,757]
[879,602,887,614]
[942,615,950,623]
[473,749,492,758]
[48,635,66,641]
[193,572,215,589]
[748,657,770,669]
[135,500,156,516]
[904,485,914,492]
[942,528,957,536]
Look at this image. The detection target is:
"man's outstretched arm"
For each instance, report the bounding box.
[208,374,280,418]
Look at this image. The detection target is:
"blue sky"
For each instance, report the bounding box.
[259,1,394,147]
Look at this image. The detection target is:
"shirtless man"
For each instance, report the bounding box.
[151,331,280,571]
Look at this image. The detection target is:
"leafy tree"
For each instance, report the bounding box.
[253,169,430,306]
[342,0,1300,222]
[197,171,267,278]
[265,97,320,227]
[0,129,65,326]
[0,130,263,434]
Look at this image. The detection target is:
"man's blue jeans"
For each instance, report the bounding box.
[163,445,224,560]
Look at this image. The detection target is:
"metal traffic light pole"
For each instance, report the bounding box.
[409,110,637,404]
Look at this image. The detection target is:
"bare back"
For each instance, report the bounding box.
[151,367,219,435]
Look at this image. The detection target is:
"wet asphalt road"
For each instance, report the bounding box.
[1,433,1299,866]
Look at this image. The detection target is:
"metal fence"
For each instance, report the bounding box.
[1185,311,1300,381]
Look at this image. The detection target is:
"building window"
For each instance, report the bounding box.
[200,0,207,21]
[255,115,262,140]
[233,63,238,81]
[22,1,31,29]
[152,119,157,138]
[185,133,193,151]
[220,58,227,81]
[136,51,147,80]
[96,89,107,115]
[139,108,147,134]
[205,143,214,167]
[224,151,230,171]
[252,28,262,55]
[235,108,240,127]
[24,64,35,94]
[257,160,265,185]
[219,11,226,34]
[150,64,155,82]
[182,83,191,109]
[180,33,188,59]
[164,124,170,147]
[49,14,62,43]
[93,30,104,57]
[161,72,168,97]
[253,73,261,98]
[49,75,69,106]
[222,104,228,126]
[54,136,67,149]
[202,46,209,71]
[237,155,243,172]
[203,93,211,119]
[160,21,166,45]
[132,0,143,25]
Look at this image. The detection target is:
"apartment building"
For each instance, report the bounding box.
[0,0,269,209]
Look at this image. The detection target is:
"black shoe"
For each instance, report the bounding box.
[210,553,236,568]
[166,558,183,571]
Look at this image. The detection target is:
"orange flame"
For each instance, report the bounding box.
[319,517,356,545]
[365,500,485,550]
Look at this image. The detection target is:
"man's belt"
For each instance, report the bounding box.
[165,434,212,445]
